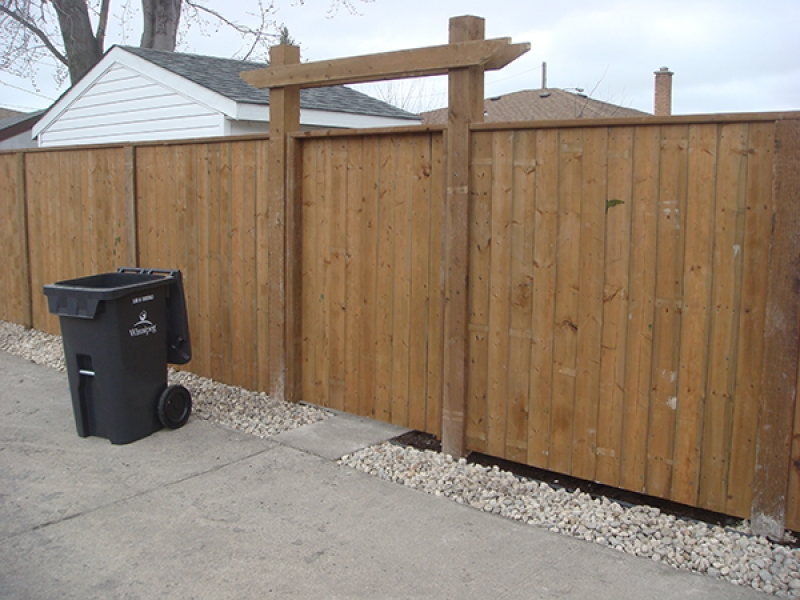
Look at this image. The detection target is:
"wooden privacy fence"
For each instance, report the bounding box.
[1,112,799,534]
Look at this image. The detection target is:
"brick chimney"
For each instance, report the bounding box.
[654,67,673,116]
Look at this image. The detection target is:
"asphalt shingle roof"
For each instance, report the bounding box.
[119,46,419,121]
[421,88,648,124]
[0,110,45,134]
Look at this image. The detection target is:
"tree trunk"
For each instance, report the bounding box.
[52,0,103,84]
[141,0,182,51]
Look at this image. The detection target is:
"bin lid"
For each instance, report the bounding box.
[43,272,173,319]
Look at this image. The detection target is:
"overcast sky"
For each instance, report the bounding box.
[2,0,798,116]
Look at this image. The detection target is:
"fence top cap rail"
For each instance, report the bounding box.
[241,37,530,90]
[468,110,800,131]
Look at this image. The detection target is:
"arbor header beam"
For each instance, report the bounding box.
[241,37,529,89]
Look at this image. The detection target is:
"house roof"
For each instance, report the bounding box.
[0,110,45,142]
[0,108,23,120]
[421,88,648,124]
[119,46,419,121]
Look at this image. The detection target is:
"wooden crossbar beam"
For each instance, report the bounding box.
[241,38,529,89]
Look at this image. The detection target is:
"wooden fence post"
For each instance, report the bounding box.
[441,15,485,457]
[750,118,800,539]
[15,152,32,328]
[264,44,301,401]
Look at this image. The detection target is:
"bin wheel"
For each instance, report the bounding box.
[158,385,192,429]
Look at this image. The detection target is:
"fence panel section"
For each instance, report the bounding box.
[0,154,30,325]
[298,132,446,435]
[465,121,781,521]
[135,140,268,391]
[24,147,130,333]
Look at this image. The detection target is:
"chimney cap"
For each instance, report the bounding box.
[656,66,673,75]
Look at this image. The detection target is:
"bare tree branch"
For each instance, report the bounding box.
[95,0,111,48]
[0,3,68,64]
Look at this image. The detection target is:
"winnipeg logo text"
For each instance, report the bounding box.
[129,311,157,337]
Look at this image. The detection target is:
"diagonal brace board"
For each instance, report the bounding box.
[241,38,530,89]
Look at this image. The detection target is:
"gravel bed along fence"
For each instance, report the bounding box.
[340,443,800,596]
[3,320,799,596]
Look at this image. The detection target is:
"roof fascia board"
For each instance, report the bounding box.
[33,46,239,137]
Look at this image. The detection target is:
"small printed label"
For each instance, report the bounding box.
[132,294,155,305]
[129,310,157,337]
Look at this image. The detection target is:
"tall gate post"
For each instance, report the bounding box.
[264,43,301,401]
[441,16,485,457]
[750,118,800,539]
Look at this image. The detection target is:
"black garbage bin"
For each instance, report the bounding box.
[43,268,193,444]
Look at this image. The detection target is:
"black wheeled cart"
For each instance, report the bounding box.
[43,268,193,444]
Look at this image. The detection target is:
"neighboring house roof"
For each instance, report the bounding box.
[120,46,418,121]
[0,108,23,120]
[421,88,648,124]
[33,45,420,147]
[0,110,45,142]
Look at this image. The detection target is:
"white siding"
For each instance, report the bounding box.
[226,119,271,136]
[38,64,224,147]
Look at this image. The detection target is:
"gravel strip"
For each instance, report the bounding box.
[340,443,800,596]
[0,320,329,437]
[4,320,799,595]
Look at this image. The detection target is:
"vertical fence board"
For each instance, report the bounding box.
[671,123,717,506]
[344,138,365,416]
[646,124,688,498]
[328,139,347,412]
[751,118,800,538]
[408,135,432,432]
[486,131,513,456]
[426,133,446,437]
[391,136,413,426]
[700,123,748,512]
[620,126,660,492]
[301,141,318,406]
[572,126,608,480]
[595,126,634,486]
[727,122,774,519]
[506,130,536,463]
[374,136,395,422]
[527,128,559,469]
[550,128,583,474]
[359,136,380,419]
[466,131,493,453]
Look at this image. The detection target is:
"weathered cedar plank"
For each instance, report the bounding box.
[726,122,774,519]
[359,136,380,419]
[465,131,493,452]
[316,139,333,408]
[344,137,364,416]
[374,135,396,422]
[527,128,559,469]
[391,135,413,427]
[408,134,432,431]
[595,126,634,486]
[646,124,688,498]
[751,118,800,539]
[486,130,513,457]
[300,139,318,406]
[619,125,660,493]
[426,132,446,437]
[506,130,536,463]
[328,138,347,412]
[700,123,748,512]
[572,126,608,481]
[670,123,717,506]
[550,127,583,474]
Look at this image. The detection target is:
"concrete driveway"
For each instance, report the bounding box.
[0,351,765,599]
